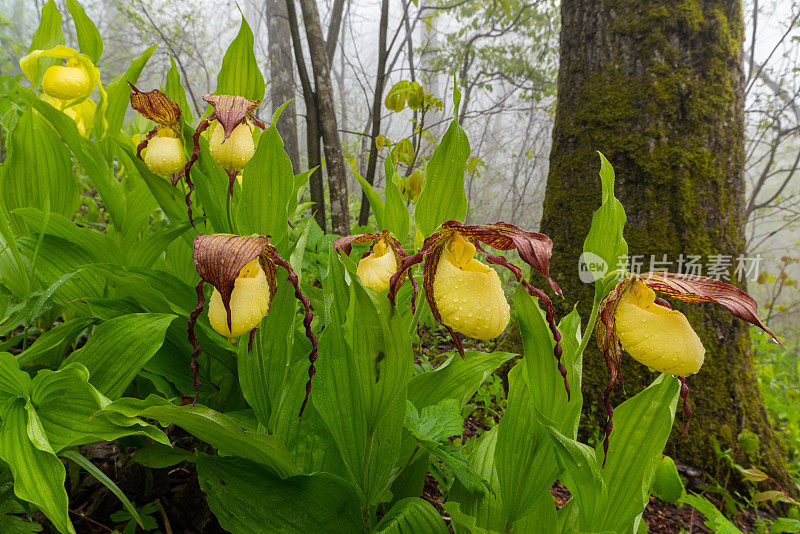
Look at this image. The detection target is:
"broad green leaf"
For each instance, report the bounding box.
[0,398,73,534]
[0,353,32,400]
[17,235,106,306]
[215,15,265,101]
[66,0,102,63]
[0,109,79,232]
[650,455,685,504]
[313,251,413,505]
[374,497,449,533]
[196,454,362,533]
[236,111,294,242]
[30,362,169,450]
[15,208,123,264]
[127,222,193,268]
[407,351,515,410]
[405,399,463,444]
[0,196,31,297]
[593,375,680,532]
[495,365,559,524]
[582,152,627,292]
[678,494,742,534]
[415,109,470,236]
[99,395,299,477]
[29,0,64,55]
[104,44,157,139]
[165,55,193,124]
[62,313,175,398]
[353,168,386,229]
[384,155,410,240]
[17,318,95,370]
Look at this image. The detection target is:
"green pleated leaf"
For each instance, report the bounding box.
[384,155,410,239]
[313,250,414,505]
[165,55,193,124]
[407,351,515,410]
[0,109,80,232]
[215,15,265,101]
[16,317,95,369]
[374,497,449,533]
[414,104,470,236]
[29,0,64,81]
[354,168,386,229]
[582,152,628,292]
[127,222,193,268]
[118,144,189,226]
[99,395,299,477]
[236,116,293,242]
[62,313,175,398]
[104,44,157,139]
[196,454,362,533]
[66,0,102,63]
[0,398,73,534]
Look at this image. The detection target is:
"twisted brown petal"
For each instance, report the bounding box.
[136,125,160,160]
[203,93,263,140]
[187,280,206,406]
[640,272,783,345]
[333,232,388,256]
[677,376,692,444]
[129,83,181,126]
[192,233,270,332]
[442,220,562,296]
[387,230,451,305]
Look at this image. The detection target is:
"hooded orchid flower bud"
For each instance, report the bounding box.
[432,234,510,340]
[207,259,271,338]
[42,58,93,100]
[143,127,187,177]
[615,279,704,376]
[356,239,397,292]
[209,122,255,171]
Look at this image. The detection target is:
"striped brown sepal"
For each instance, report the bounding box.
[442,220,561,296]
[640,272,782,345]
[202,93,264,141]
[129,83,181,127]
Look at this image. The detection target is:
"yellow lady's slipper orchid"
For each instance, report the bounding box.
[432,234,509,340]
[595,271,783,462]
[614,279,704,376]
[356,239,397,292]
[42,95,96,137]
[386,220,565,394]
[209,122,255,171]
[143,127,187,178]
[41,58,93,100]
[188,233,317,414]
[185,94,266,197]
[207,259,271,337]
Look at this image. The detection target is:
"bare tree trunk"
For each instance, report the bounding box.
[298,0,350,235]
[539,0,796,496]
[266,0,300,171]
[357,0,390,227]
[286,0,326,232]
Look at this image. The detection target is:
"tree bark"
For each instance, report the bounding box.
[357,0,390,227]
[286,0,325,232]
[266,0,300,172]
[298,0,350,235]
[539,0,795,494]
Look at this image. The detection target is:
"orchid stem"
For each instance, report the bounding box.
[226,191,236,234]
[576,291,602,358]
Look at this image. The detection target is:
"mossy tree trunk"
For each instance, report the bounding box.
[539,0,795,494]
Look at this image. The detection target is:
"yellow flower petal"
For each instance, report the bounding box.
[209,122,255,171]
[208,259,271,337]
[143,136,187,177]
[433,234,510,340]
[615,279,705,375]
[356,239,396,292]
[41,60,93,100]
